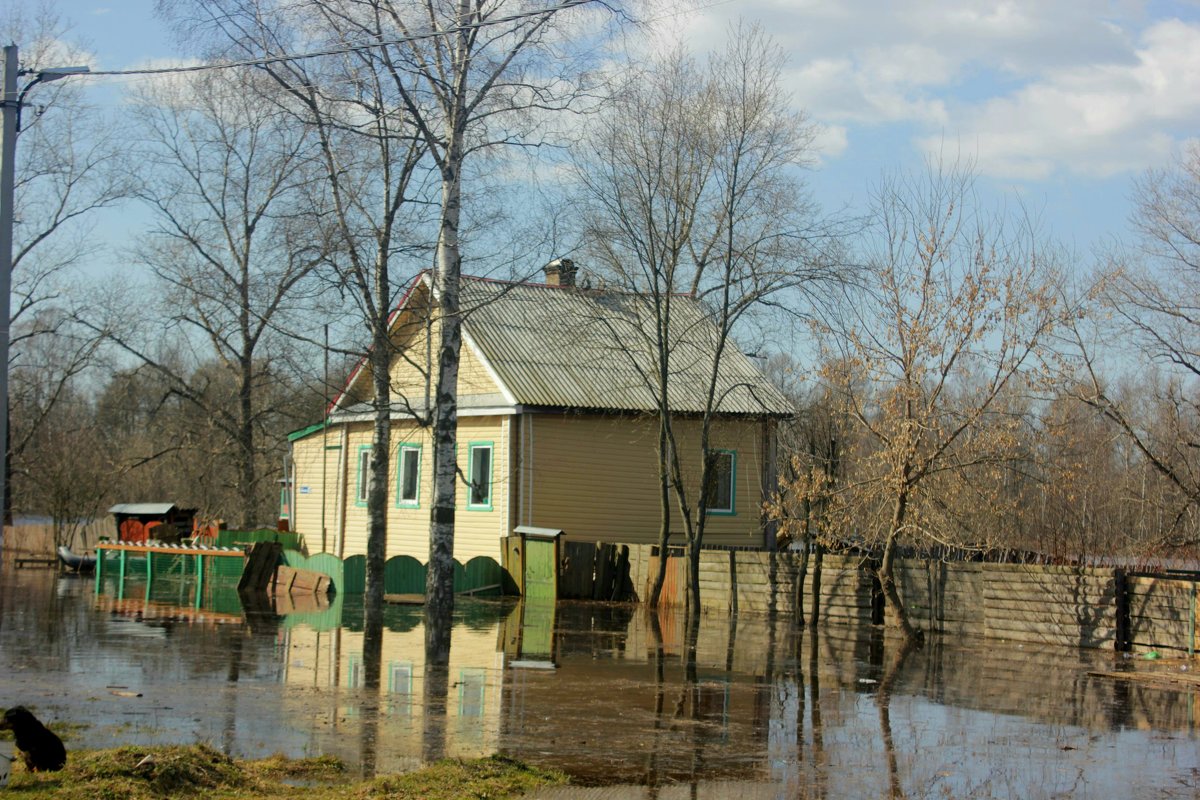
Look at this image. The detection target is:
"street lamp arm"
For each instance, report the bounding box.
[11,65,90,132]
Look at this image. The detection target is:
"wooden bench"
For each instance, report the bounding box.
[14,557,57,569]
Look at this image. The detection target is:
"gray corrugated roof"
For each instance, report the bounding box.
[109,503,177,515]
[460,279,792,416]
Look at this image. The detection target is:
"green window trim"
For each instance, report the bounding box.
[395,444,422,508]
[466,441,494,511]
[355,445,372,508]
[705,449,737,516]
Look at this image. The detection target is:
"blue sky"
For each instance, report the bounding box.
[36,0,1200,268]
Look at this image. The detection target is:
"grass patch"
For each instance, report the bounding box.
[3,745,566,799]
[359,756,567,799]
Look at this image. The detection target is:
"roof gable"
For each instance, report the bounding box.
[331,273,515,417]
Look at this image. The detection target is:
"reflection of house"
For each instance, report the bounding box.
[281,613,505,767]
[287,261,792,566]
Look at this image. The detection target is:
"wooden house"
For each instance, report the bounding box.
[286,261,793,568]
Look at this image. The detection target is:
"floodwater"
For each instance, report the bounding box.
[1,564,1198,799]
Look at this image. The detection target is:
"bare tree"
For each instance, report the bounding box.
[79,68,328,529]
[576,25,836,613]
[162,0,611,632]
[800,161,1065,644]
[359,0,610,629]
[9,333,114,545]
[767,369,844,626]
[159,0,443,623]
[1073,142,1200,547]
[4,4,133,519]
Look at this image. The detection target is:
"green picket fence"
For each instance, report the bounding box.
[285,551,504,597]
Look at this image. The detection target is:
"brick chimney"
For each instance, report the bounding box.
[543,258,577,288]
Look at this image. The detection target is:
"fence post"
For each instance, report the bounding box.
[93,546,104,595]
[117,550,127,601]
[1114,569,1130,653]
[1191,583,1196,658]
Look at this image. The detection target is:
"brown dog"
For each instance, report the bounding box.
[0,707,66,772]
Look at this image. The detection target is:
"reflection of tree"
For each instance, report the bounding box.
[647,609,666,799]
[876,637,920,800]
[808,626,827,800]
[359,607,383,778]
[221,633,243,755]
[766,621,803,798]
[422,614,451,763]
[685,614,702,800]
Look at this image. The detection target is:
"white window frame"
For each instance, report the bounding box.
[396,444,421,508]
[355,445,373,507]
[467,442,493,511]
[706,449,736,515]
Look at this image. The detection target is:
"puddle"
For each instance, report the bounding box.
[1,563,1198,798]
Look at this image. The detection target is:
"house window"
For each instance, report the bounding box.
[458,668,487,717]
[396,445,421,507]
[705,449,736,515]
[388,662,413,717]
[355,445,373,506]
[467,442,493,510]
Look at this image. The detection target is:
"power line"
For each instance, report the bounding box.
[77,0,598,79]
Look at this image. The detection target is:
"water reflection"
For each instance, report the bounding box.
[1,564,1199,797]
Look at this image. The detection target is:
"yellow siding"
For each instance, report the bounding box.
[291,430,347,555]
[521,414,766,548]
[380,415,510,562]
[339,425,374,557]
[459,337,504,398]
[293,417,511,562]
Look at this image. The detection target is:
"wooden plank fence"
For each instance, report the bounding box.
[1126,573,1200,655]
[558,541,635,601]
[551,540,1200,654]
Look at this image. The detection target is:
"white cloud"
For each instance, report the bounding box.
[811,123,848,163]
[646,0,1200,181]
[920,19,1200,179]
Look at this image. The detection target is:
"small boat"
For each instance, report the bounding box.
[57,546,97,573]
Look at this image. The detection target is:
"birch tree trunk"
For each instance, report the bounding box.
[367,254,394,616]
[425,0,470,642]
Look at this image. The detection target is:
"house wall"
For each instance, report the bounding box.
[518,413,768,548]
[291,415,511,563]
[290,429,346,555]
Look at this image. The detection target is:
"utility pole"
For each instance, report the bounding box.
[0,48,88,525]
[0,45,19,529]
[0,46,89,528]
